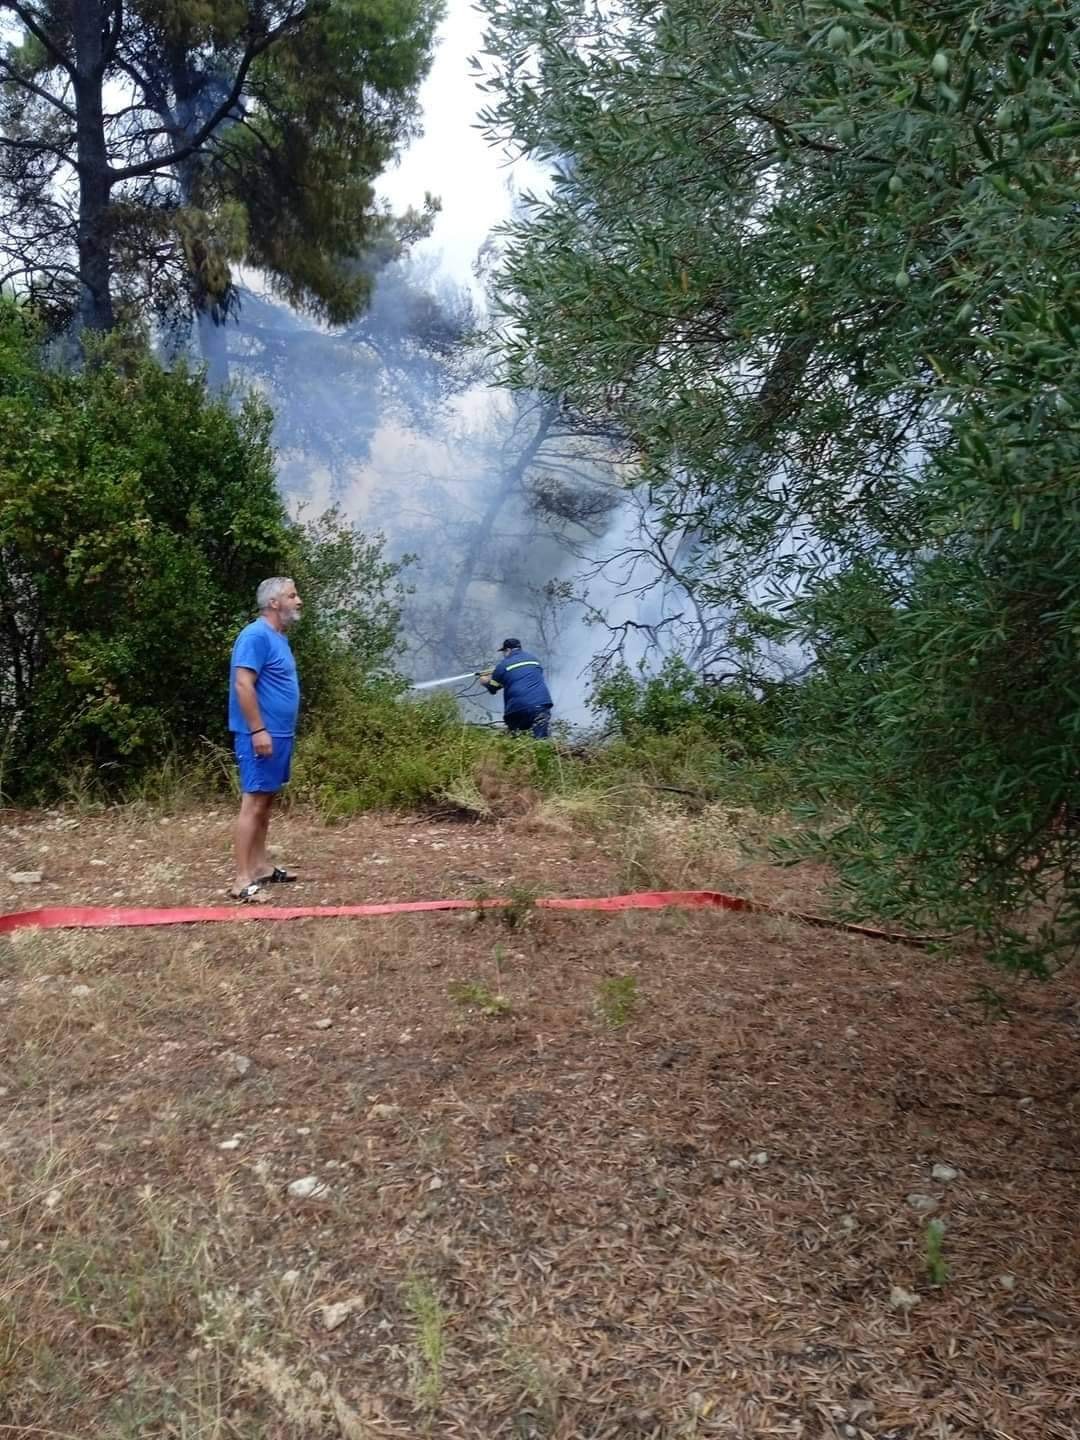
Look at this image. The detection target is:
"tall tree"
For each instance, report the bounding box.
[477,0,1080,960]
[0,0,440,342]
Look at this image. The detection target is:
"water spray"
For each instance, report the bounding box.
[409,670,483,692]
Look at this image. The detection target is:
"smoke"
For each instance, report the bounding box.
[194,0,753,730]
[199,264,634,725]
[210,254,804,730]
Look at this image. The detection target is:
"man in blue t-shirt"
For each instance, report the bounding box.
[479,638,554,738]
[227,576,303,901]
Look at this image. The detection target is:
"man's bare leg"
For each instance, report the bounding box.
[250,798,275,881]
[233,792,274,892]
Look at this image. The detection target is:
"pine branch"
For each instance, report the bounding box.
[109,6,309,183]
[0,58,77,120]
[0,2,76,78]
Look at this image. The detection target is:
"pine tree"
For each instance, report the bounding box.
[0,0,441,343]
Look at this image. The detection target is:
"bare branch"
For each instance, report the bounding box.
[112,55,165,114]
[109,6,309,183]
[0,58,77,119]
[1,2,76,78]
[0,133,75,164]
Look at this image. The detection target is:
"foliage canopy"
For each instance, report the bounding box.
[477,0,1080,961]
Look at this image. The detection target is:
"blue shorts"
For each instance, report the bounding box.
[234,732,294,794]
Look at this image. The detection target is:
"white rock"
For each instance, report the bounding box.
[906,1193,938,1213]
[839,1214,857,1233]
[368,1104,400,1121]
[322,1296,364,1331]
[314,1018,333,1030]
[220,1051,252,1080]
[287,1176,327,1200]
[751,1150,770,1166]
[932,1163,959,1183]
[427,1175,444,1191]
[999,1273,1016,1291]
[8,871,43,884]
[70,985,92,998]
[889,1285,921,1311]
[218,1139,241,1151]
[727,1158,746,1171]
[281,1269,301,1288]
[43,1188,63,1210]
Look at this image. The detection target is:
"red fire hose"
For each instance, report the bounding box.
[0,889,938,945]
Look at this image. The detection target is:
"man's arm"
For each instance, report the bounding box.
[481,659,506,695]
[234,667,272,755]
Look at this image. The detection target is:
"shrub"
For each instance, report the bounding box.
[590,657,784,759]
[0,310,293,795]
[0,308,406,801]
[291,685,494,816]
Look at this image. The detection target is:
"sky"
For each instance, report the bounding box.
[377,0,521,282]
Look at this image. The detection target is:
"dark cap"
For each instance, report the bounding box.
[500,637,522,651]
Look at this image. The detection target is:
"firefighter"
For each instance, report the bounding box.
[478,638,554,738]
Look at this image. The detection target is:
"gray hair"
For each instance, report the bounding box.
[256,576,294,610]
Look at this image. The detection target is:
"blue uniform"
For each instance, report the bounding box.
[229,618,300,792]
[485,649,553,737]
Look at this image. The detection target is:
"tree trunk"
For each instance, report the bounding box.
[171,50,233,390]
[73,1,114,335]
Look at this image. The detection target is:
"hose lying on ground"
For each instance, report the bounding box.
[0,889,951,947]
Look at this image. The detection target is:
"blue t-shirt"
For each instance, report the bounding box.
[228,618,300,736]
[488,649,552,716]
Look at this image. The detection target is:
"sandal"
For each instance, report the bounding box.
[228,882,268,903]
[256,867,298,884]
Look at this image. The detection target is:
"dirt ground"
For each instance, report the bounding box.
[1,807,1078,1439]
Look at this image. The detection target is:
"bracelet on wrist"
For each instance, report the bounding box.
[251,727,267,735]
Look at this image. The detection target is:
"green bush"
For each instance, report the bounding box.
[291,685,493,815]
[288,506,411,715]
[290,677,586,817]
[0,309,292,794]
[590,657,784,759]
[0,308,406,800]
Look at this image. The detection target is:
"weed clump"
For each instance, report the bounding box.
[404,1276,447,1409]
[595,974,640,1028]
[449,980,512,1016]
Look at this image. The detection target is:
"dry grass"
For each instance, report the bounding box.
[526,787,798,905]
[1,807,1079,1438]
[619,800,744,890]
